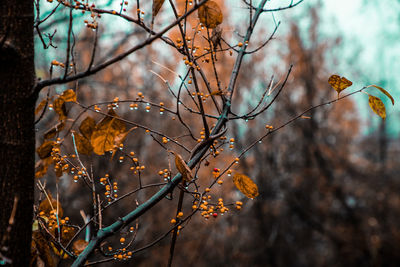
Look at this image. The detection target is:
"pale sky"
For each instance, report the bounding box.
[272,0,400,134]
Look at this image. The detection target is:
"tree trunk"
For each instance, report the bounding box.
[0,0,35,265]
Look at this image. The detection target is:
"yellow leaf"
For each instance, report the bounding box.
[173,152,192,182]
[368,94,386,119]
[44,121,65,140]
[36,141,54,159]
[35,99,47,115]
[328,75,352,96]
[53,97,67,121]
[61,89,77,102]
[366,84,395,105]
[73,132,93,155]
[152,0,165,18]
[198,1,223,29]
[79,116,96,140]
[233,173,259,199]
[91,109,126,155]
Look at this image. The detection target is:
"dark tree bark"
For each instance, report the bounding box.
[0,0,35,265]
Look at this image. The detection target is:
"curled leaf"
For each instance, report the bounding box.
[79,116,96,140]
[44,121,65,140]
[173,152,192,182]
[36,141,54,159]
[91,109,126,155]
[53,97,67,121]
[368,94,386,119]
[198,1,223,29]
[61,89,77,102]
[233,173,259,199]
[366,84,394,105]
[35,99,47,115]
[328,75,352,97]
[152,0,165,18]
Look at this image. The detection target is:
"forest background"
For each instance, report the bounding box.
[3,0,400,266]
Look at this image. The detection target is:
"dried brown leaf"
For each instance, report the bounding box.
[53,97,67,121]
[79,116,96,140]
[198,1,223,29]
[174,152,192,182]
[153,0,165,18]
[35,99,47,115]
[61,89,77,102]
[73,132,93,155]
[233,173,259,199]
[91,109,126,155]
[44,121,65,140]
[36,141,54,159]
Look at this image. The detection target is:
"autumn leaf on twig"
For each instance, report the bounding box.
[60,89,77,102]
[233,173,259,199]
[198,1,223,29]
[91,109,126,155]
[172,151,193,182]
[328,74,352,97]
[368,94,386,119]
[366,84,394,105]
